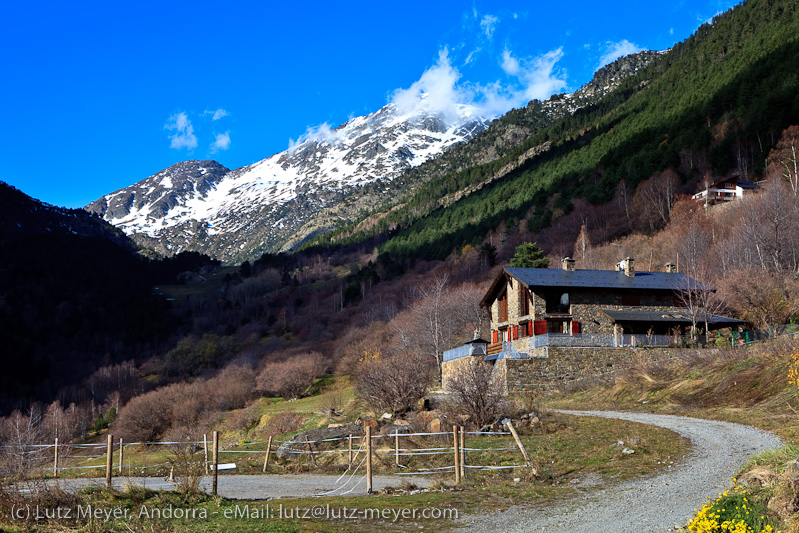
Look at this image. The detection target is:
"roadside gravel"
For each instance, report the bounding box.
[456,410,782,533]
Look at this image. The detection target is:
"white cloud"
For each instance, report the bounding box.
[212,109,228,121]
[390,48,469,124]
[288,122,341,152]
[211,131,231,153]
[165,112,198,150]
[480,14,499,39]
[477,47,568,115]
[388,46,567,122]
[501,48,520,76]
[597,39,643,70]
[464,47,481,65]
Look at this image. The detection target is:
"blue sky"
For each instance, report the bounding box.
[1,0,737,208]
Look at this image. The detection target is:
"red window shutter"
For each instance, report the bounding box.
[512,325,519,340]
[533,320,547,335]
[492,330,498,344]
[571,321,580,334]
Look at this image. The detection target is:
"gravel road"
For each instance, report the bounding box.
[457,410,783,533]
[39,472,432,500]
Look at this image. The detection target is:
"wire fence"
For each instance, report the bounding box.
[1,425,532,490]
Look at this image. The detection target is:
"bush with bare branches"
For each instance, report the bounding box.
[256,352,327,399]
[264,410,305,437]
[445,360,504,428]
[211,365,256,410]
[354,351,434,414]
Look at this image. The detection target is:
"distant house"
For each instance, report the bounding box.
[692,176,760,205]
[442,258,745,393]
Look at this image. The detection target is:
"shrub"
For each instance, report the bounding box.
[256,352,327,399]
[445,360,504,428]
[354,351,434,414]
[210,365,256,411]
[687,485,778,532]
[113,389,173,443]
[264,410,305,437]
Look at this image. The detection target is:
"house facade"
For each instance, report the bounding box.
[479,257,743,355]
[692,176,760,205]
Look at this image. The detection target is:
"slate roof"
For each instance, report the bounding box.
[602,309,745,324]
[505,267,710,291]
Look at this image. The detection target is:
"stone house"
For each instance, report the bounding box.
[441,258,744,393]
[481,257,742,354]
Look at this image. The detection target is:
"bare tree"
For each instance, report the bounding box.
[445,361,503,428]
[767,125,799,196]
[354,351,434,414]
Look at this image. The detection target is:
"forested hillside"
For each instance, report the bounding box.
[307,0,799,262]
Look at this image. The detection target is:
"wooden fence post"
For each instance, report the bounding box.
[262,436,272,473]
[212,431,219,496]
[306,437,317,467]
[348,434,353,466]
[395,430,400,467]
[366,426,373,494]
[505,420,538,477]
[105,434,113,488]
[459,426,466,479]
[203,434,209,475]
[453,425,461,485]
[118,438,123,475]
[53,438,58,478]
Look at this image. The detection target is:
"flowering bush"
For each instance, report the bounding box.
[788,349,799,391]
[687,485,779,533]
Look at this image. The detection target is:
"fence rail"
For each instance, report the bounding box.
[1,426,531,491]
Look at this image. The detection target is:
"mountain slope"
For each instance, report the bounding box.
[87,103,490,263]
[0,181,130,248]
[310,0,799,261]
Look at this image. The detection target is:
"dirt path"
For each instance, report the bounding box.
[34,472,432,499]
[457,410,782,533]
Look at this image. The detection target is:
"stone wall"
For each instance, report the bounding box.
[441,355,483,388]
[492,346,703,395]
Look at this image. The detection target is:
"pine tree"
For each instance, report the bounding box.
[509,242,549,268]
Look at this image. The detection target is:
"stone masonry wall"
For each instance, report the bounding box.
[493,346,704,395]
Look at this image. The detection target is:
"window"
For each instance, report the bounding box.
[519,286,530,315]
[498,291,508,322]
[547,320,570,334]
[545,292,570,314]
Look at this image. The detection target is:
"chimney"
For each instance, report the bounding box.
[562,257,575,271]
[617,257,635,277]
[665,262,678,273]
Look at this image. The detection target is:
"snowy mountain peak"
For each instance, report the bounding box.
[87,103,490,262]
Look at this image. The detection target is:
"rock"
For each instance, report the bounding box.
[570,478,581,484]
[394,419,410,426]
[529,416,540,427]
[622,447,635,455]
[363,419,379,431]
[617,440,625,446]
[380,412,393,421]
[380,424,413,436]
[328,423,345,428]
[629,438,642,446]
[428,418,442,433]
[416,398,431,411]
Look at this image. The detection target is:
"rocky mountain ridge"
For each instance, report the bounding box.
[87,51,660,264]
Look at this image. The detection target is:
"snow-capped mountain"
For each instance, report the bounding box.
[87,51,660,264]
[87,101,490,263]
